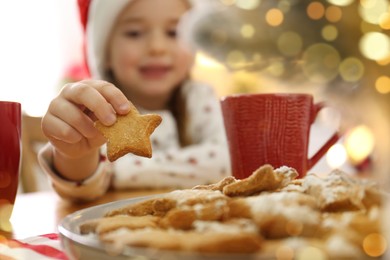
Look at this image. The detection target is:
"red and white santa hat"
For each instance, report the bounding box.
[77,0,197,79]
[78,0,133,79]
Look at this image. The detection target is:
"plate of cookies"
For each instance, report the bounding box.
[59,164,387,259]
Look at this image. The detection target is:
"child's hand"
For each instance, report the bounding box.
[41,80,131,159]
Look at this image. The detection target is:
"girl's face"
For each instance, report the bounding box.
[106,0,193,110]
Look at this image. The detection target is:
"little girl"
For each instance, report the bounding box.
[38,0,231,201]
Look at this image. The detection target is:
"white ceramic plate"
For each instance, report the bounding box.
[59,195,273,260]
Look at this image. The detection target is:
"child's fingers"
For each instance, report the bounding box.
[42,113,84,144]
[91,80,132,115]
[61,81,118,126]
[48,99,101,140]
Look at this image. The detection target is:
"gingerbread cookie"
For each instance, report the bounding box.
[222,164,297,197]
[79,164,386,258]
[94,106,162,161]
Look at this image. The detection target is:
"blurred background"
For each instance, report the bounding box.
[182,0,390,186]
[0,0,83,117]
[0,0,389,193]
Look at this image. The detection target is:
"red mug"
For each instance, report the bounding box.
[0,101,21,231]
[221,93,339,179]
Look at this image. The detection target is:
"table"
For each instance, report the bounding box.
[0,189,171,240]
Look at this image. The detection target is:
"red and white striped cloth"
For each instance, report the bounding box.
[0,234,67,260]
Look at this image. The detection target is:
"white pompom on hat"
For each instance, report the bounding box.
[77,0,195,79]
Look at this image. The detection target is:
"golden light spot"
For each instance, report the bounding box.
[379,12,390,29]
[359,0,389,25]
[296,246,327,260]
[241,24,255,39]
[359,32,390,60]
[235,0,260,10]
[345,125,375,164]
[375,76,390,94]
[266,8,284,27]
[277,31,303,56]
[363,233,387,257]
[339,57,364,82]
[276,245,294,260]
[302,43,341,83]
[327,0,354,6]
[307,2,325,20]
[326,143,347,168]
[219,0,236,6]
[325,6,342,22]
[226,50,247,69]
[322,25,338,41]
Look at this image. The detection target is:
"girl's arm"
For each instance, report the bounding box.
[38,81,231,199]
[38,80,130,201]
[38,143,113,201]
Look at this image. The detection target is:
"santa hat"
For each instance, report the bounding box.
[77,0,133,79]
[77,0,195,79]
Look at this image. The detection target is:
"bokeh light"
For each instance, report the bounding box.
[321,25,338,41]
[325,5,342,22]
[235,0,260,10]
[266,8,284,26]
[359,32,390,61]
[307,2,325,20]
[379,12,390,29]
[241,24,255,38]
[302,43,341,83]
[375,76,390,94]
[363,233,387,257]
[359,0,389,25]
[344,125,375,163]
[326,143,348,168]
[339,57,364,82]
[327,0,354,6]
[277,31,303,56]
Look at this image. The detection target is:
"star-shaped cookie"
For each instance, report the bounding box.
[94,108,162,162]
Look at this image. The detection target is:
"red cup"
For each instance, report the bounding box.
[221,93,339,179]
[0,101,21,230]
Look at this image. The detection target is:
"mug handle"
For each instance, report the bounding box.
[307,102,341,170]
